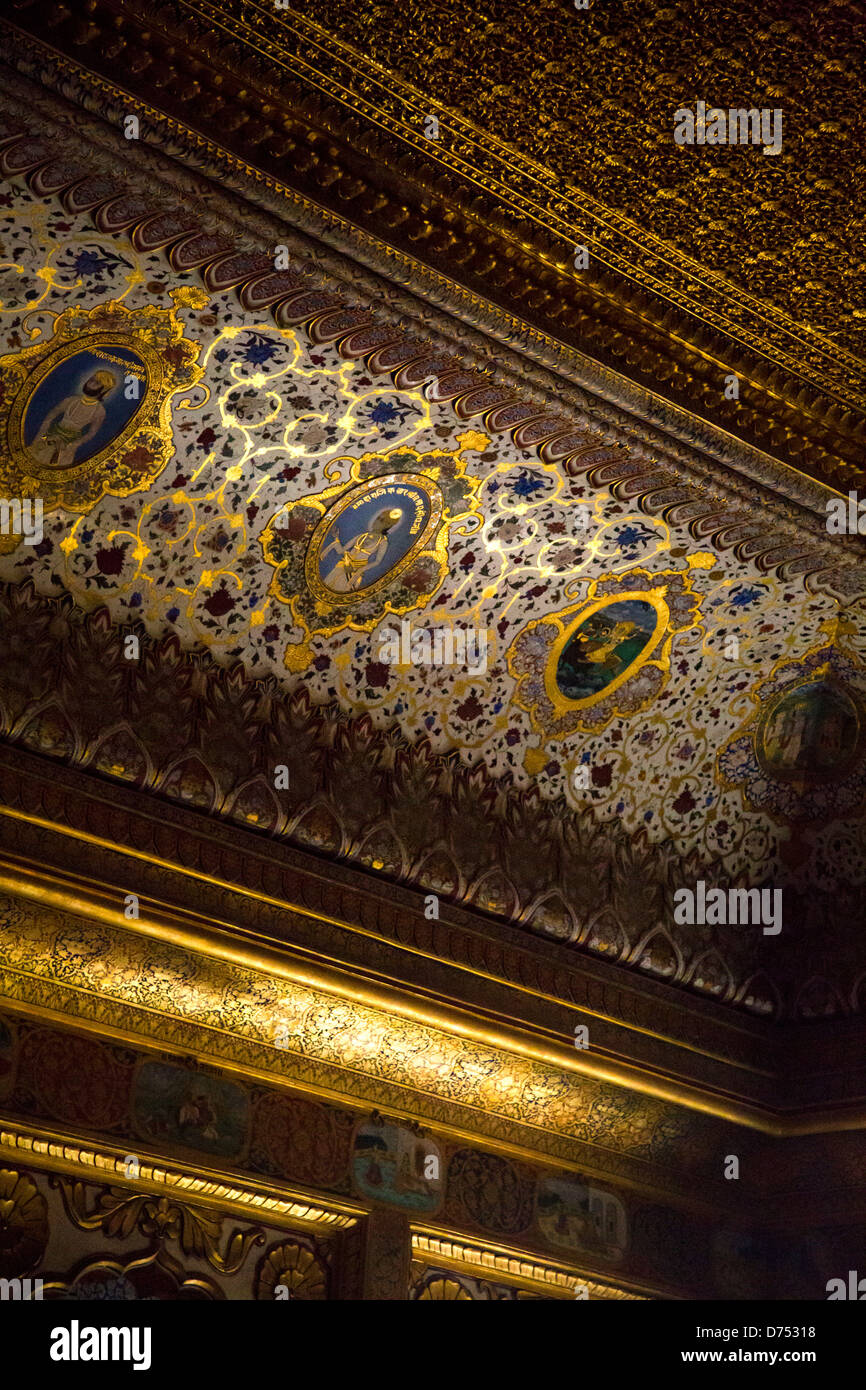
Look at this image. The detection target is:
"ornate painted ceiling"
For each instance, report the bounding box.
[0,55,864,1028]
[0,1,865,1031]
[5,0,865,495]
[1,3,866,1310]
[0,171,861,879]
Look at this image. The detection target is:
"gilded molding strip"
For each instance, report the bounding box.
[0,1121,359,1231]
[410,1230,646,1300]
[0,855,784,1133]
[0,861,863,1142]
[0,826,773,1083]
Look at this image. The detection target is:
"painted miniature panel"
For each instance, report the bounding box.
[536,1176,628,1260]
[131,1060,250,1160]
[351,1118,443,1212]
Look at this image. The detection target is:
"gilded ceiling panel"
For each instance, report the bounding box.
[0,170,864,908]
[4,2,864,491]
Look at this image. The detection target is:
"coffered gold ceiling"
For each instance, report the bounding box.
[8,0,864,492]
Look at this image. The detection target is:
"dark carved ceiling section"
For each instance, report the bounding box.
[5,0,864,492]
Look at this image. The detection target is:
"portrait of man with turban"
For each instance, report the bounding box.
[27,366,119,470]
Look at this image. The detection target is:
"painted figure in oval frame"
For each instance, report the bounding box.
[0,291,206,552]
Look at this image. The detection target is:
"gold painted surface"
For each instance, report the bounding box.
[257,0,864,402]
[0,854,783,1135]
[411,1230,645,1300]
[0,879,705,1147]
[0,1121,359,1231]
[0,859,862,1141]
[0,833,775,1084]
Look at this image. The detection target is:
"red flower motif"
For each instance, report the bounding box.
[456,693,483,722]
[203,588,236,617]
[365,662,390,688]
[95,546,125,576]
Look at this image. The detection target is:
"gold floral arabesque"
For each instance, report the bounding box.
[259,433,485,671]
[0,291,206,552]
[0,889,700,1164]
[508,564,707,739]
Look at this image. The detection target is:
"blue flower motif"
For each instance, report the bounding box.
[730,586,764,608]
[72,249,111,276]
[512,473,546,499]
[370,401,400,425]
[616,523,653,550]
[241,334,280,366]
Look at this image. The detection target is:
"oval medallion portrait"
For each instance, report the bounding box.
[757,679,863,784]
[20,342,149,472]
[304,473,444,602]
[552,596,664,706]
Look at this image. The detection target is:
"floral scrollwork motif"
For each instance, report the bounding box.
[52,1178,264,1275]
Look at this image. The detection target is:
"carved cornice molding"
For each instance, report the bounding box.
[4,0,864,495]
[0,1121,360,1232]
[410,1230,646,1301]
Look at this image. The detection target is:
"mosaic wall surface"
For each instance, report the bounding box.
[1,165,865,905]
